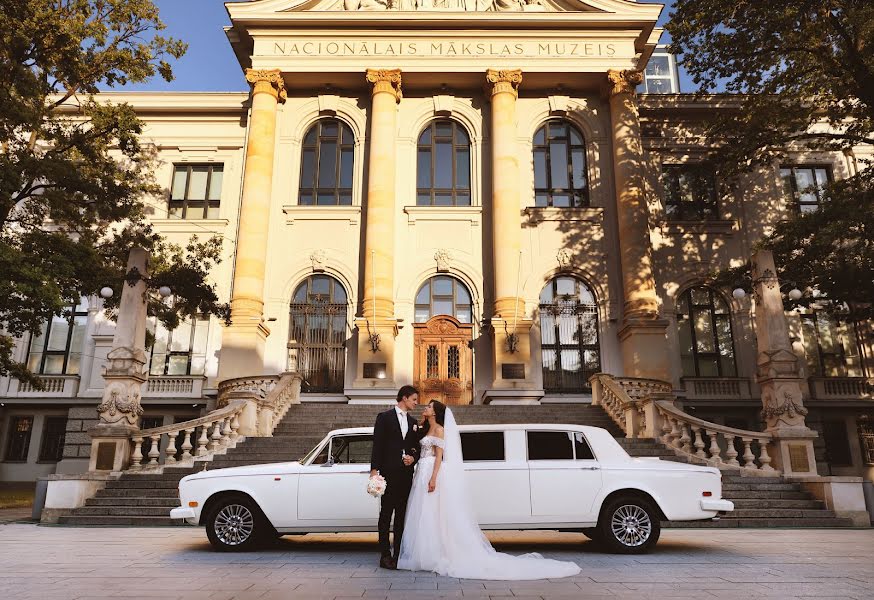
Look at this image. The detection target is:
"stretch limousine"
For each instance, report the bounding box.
[171,424,733,553]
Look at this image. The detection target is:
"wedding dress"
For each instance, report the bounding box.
[397,408,581,580]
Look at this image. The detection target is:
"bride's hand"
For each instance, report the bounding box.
[428,479,436,493]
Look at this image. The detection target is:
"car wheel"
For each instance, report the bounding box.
[581,527,602,543]
[205,494,268,552]
[598,496,660,554]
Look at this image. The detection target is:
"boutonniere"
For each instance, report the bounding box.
[413,424,419,432]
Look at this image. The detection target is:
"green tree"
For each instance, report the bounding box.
[0,0,229,384]
[666,1,874,310]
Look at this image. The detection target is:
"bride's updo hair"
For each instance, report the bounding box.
[422,399,446,435]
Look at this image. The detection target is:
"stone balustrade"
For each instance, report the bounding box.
[217,372,302,436]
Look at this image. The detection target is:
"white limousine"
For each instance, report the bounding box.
[171,424,733,553]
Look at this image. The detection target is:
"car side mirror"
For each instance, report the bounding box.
[321,456,335,467]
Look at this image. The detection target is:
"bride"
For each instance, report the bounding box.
[396,400,581,580]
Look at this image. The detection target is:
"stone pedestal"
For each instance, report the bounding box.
[482,317,542,404]
[606,69,670,382]
[351,317,399,401]
[219,69,286,382]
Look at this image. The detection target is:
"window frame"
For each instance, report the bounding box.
[459,431,506,462]
[298,119,355,206]
[532,120,589,208]
[661,163,719,221]
[676,286,737,378]
[27,300,88,376]
[38,416,68,463]
[414,276,473,324]
[526,430,596,461]
[800,311,865,378]
[416,119,472,207]
[4,416,34,463]
[779,164,832,213]
[147,316,210,377]
[168,163,223,219]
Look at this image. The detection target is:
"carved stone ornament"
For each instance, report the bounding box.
[758,268,778,290]
[343,0,538,11]
[606,69,643,97]
[310,249,327,272]
[761,386,809,428]
[245,69,287,103]
[366,69,403,102]
[486,69,523,97]
[97,384,144,426]
[556,248,573,270]
[434,248,453,272]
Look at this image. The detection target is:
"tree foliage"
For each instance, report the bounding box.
[0,0,229,384]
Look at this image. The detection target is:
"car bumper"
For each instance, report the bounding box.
[700,498,734,512]
[170,507,197,523]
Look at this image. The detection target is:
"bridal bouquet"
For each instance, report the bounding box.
[367,473,387,498]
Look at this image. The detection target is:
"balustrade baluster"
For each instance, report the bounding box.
[165,432,178,464]
[221,417,232,446]
[741,438,756,469]
[660,412,673,445]
[679,423,692,453]
[147,434,161,465]
[131,436,144,468]
[724,434,739,466]
[692,426,706,459]
[181,428,194,460]
[669,418,682,448]
[757,439,775,471]
[196,425,210,456]
[707,431,722,463]
[229,414,240,442]
[210,420,223,450]
[636,406,647,439]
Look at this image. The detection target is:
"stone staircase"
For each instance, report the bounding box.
[57,403,853,528]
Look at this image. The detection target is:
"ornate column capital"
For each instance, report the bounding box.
[366,69,403,102]
[245,69,287,103]
[486,69,523,97]
[607,69,643,97]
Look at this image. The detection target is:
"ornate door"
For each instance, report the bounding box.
[413,316,473,405]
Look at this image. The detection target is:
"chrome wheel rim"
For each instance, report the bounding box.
[610,504,652,547]
[214,504,255,546]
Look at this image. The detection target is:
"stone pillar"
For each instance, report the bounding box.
[606,69,670,382]
[88,248,149,472]
[351,69,402,401]
[752,250,818,476]
[482,69,538,404]
[218,69,286,382]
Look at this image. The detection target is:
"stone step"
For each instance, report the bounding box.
[95,488,180,499]
[72,506,177,517]
[720,490,812,500]
[721,476,785,485]
[729,499,824,510]
[723,509,839,519]
[86,497,181,507]
[722,483,800,492]
[57,515,179,526]
[665,517,854,528]
[104,479,179,490]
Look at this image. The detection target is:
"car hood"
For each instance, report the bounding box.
[180,461,303,482]
[623,457,721,476]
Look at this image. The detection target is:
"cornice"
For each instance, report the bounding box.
[53,92,250,115]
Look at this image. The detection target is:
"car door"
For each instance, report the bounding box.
[297,434,379,526]
[460,430,531,526]
[527,430,602,522]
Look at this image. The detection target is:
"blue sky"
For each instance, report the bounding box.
[122,0,680,92]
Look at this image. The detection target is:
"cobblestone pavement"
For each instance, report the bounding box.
[1,524,872,600]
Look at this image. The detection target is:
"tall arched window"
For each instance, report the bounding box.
[414,276,472,323]
[299,119,354,206]
[533,120,588,208]
[416,120,471,206]
[288,275,348,393]
[539,277,600,393]
[676,287,736,377]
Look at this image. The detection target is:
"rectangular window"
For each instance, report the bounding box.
[330,434,373,465]
[148,317,209,376]
[800,313,864,378]
[527,431,574,460]
[573,431,595,460]
[27,298,88,375]
[780,165,831,213]
[460,432,505,462]
[821,420,853,467]
[38,416,68,462]
[168,164,223,219]
[5,416,34,462]
[662,164,718,221]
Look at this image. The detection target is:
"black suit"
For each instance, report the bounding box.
[370,408,419,559]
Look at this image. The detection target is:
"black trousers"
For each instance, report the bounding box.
[378,469,413,558]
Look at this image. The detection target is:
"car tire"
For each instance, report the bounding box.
[597,496,661,554]
[205,494,270,552]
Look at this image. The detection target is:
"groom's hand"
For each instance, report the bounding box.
[402,455,414,466]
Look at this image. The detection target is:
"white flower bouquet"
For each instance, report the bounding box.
[367,473,387,498]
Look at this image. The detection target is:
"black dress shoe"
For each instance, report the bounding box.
[379,555,397,570]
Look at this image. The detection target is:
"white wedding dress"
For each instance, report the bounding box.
[397,408,581,580]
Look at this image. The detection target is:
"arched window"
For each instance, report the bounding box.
[298,119,354,206]
[676,287,736,377]
[539,277,600,393]
[414,276,472,323]
[533,120,588,208]
[416,120,471,206]
[288,275,348,393]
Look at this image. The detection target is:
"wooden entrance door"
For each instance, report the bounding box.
[413,316,473,405]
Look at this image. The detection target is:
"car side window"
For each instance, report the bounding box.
[527,431,574,460]
[330,434,374,464]
[460,432,505,461]
[311,442,330,465]
[573,432,595,460]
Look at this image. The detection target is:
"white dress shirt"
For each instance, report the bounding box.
[395,406,409,439]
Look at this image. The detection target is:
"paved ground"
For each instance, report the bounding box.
[1,525,872,600]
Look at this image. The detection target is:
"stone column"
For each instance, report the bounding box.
[752,250,818,476]
[88,247,149,472]
[483,69,538,404]
[606,69,670,382]
[218,69,286,383]
[351,69,402,399]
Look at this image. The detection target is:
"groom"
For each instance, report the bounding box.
[370,385,420,569]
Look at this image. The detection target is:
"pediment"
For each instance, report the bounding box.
[228,0,663,15]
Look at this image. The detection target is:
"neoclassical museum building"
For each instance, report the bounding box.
[1,0,872,487]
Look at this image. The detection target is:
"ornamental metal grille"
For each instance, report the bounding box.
[427,345,439,379]
[288,275,348,393]
[539,277,600,393]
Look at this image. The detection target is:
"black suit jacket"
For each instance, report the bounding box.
[370,408,420,475]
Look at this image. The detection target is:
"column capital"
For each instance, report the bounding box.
[366,69,403,102]
[245,69,287,103]
[486,69,523,97]
[607,69,643,97]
